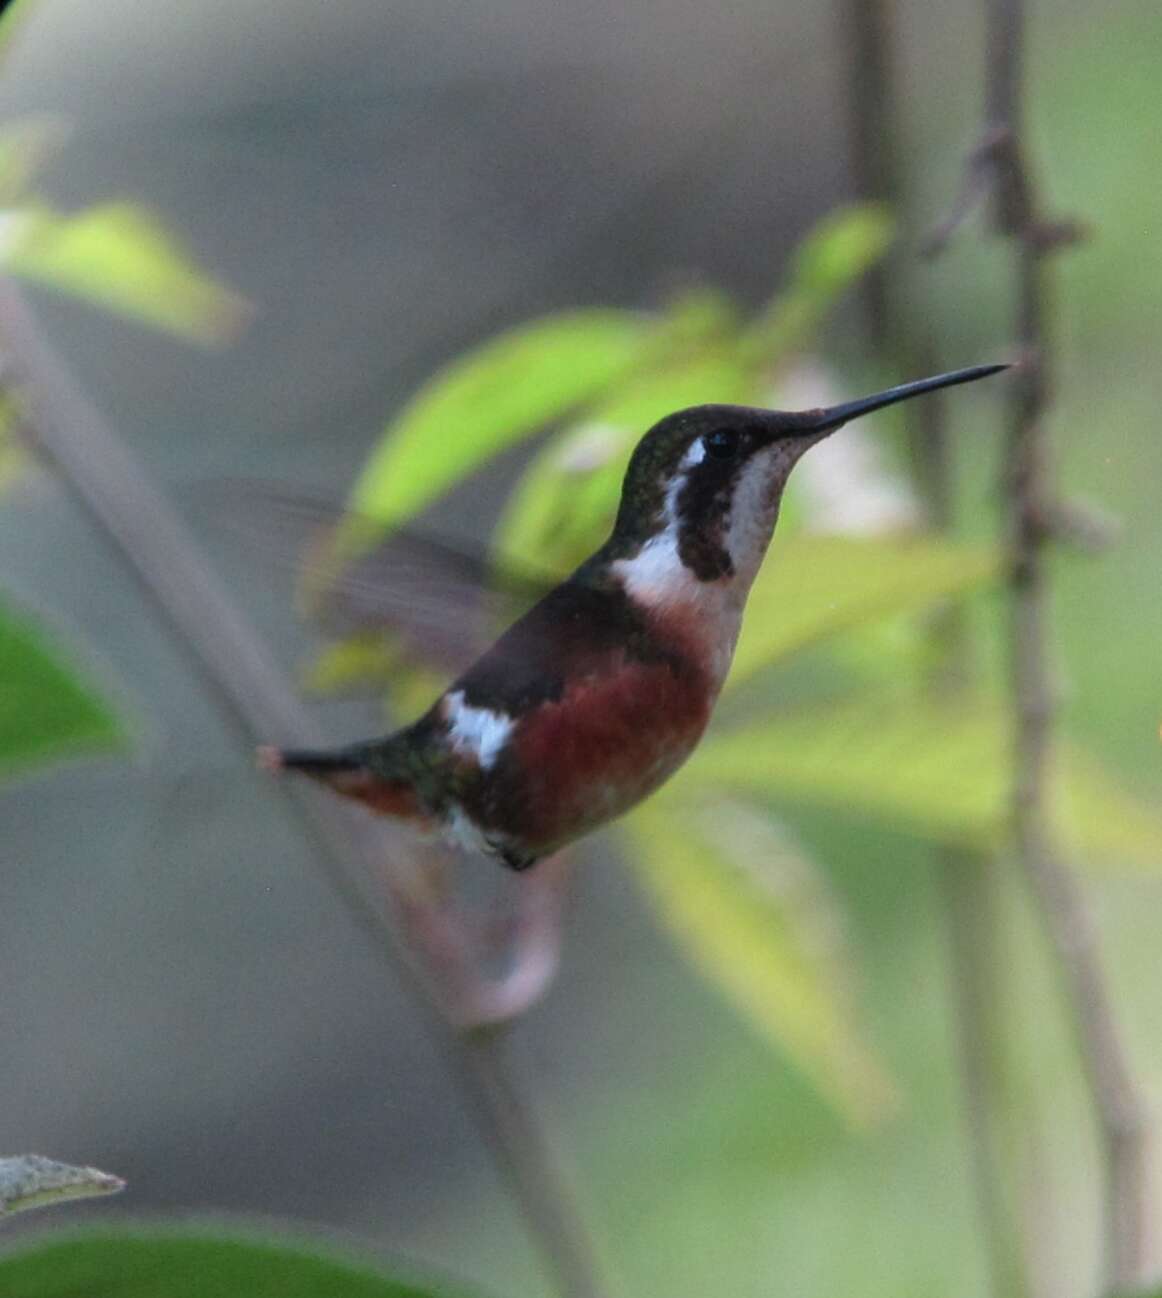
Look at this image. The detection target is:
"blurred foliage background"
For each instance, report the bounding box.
[0,1,1159,1296]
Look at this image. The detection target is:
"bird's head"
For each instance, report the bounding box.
[600,364,1005,607]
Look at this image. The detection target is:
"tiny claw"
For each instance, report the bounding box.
[256,745,284,773]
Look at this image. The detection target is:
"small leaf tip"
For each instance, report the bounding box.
[0,1154,126,1217]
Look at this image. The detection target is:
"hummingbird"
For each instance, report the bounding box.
[259,363,1005,871]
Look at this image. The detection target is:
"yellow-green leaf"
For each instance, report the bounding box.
[1057,746,1162,871]
[726,534,1002,689]
[691,691,1006,846]
[687,688,1162,870]
[377,657,450,723]
[348,310,652,541]
[657,285,741,347]
[789,203,896,299]
[1,202,250,345]
[494,350,757,576]
[744,203,894,362]
[304,632,446,722]
[623,796,894,1125]
[302,634,400,696]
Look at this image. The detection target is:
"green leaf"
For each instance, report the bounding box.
[689,691,1010,848]
[304,633,446,720]
[494,350,757,576]
[726,534,1002,689]
[0,1231,472,1298]
[0,600,128,779]
[0,202,250,345]
[303,634,401,695]
[348,309,652,541]
[686,688,1162,869]
[654,285,742,346]
[622,796,894,1125]
[0,1156,123,1219]
[744,204,894,362]
[789,203,896,299]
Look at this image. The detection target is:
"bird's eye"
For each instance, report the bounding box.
[703,428,740,460]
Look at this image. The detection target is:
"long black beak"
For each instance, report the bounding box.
[789,363,1008,435]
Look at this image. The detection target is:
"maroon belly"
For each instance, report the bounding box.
[495,658,713,854]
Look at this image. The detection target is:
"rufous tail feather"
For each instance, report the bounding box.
[256,743,430,825]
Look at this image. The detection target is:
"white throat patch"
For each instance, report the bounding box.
[611,441,797,602]
[610,438,709,603]
[608,437,810,684]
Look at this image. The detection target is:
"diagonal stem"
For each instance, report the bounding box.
[0,284,608,1298]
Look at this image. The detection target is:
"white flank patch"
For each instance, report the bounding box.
[442,690,515,769]
[444,805,494,856]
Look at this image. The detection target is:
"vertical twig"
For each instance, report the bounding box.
[983,1,1148,1289]
[839,0,897,346]
[925,0,1150,1289]
[838,0,962,528]
[0,285,609,1298]
[941,856,1033,1298]
[840,8,1032,1298]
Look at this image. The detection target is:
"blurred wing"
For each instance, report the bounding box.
[194,479,561,677]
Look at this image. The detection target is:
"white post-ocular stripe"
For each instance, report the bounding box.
[442,691,515,768]
[681,438,706,469]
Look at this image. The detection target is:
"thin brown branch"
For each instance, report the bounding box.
[1041,497,1121,555]
[838,0,898,341]
[0,285,606,1298]
[981,0,1149,1289]
[457,1028,611,1298]
[837,0,959,528]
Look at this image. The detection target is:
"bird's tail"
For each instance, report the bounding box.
[257,745,361,775]
[257,741,431,825]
